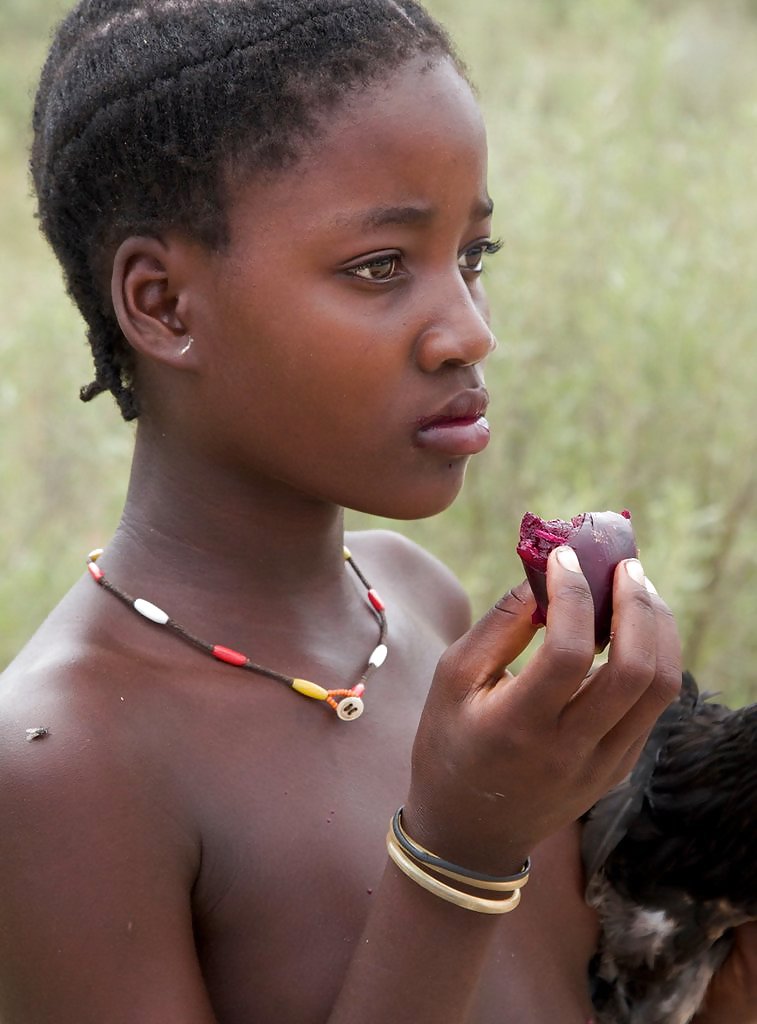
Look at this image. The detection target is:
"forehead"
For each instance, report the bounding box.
[223,57,490,244]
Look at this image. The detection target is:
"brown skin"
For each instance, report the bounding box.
[693,924,757,1024]
[0,56,750,1023]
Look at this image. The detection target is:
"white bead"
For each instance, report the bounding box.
[368,644,388,668]
[133,598,170,625]
[336,696,365,721]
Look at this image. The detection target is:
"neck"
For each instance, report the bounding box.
[105,422,350,614]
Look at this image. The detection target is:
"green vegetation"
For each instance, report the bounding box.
[2,0,756,703]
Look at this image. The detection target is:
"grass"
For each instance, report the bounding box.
[2,0,757,703]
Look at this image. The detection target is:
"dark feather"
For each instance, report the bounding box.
[582,671,757,1024]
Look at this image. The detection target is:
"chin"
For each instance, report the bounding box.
[346,462,469,521]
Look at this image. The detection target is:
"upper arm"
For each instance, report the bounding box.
[0,695,218,1024]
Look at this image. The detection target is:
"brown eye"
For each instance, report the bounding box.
[458,247,485,273]
[458,238,504,274]
[350,256,398,281]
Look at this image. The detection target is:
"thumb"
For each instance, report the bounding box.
[441,579,539,694]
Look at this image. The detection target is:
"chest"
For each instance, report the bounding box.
[184,669,419,1020]
[185,724,596,1024]
[164,617,595,1022]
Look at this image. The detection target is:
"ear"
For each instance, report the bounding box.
[111,236,199,369]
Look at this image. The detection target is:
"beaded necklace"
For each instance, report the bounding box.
[85,546,387,721]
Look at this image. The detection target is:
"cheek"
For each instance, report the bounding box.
[207,334,400,459]
[229,309,403,408]
[198,271,415,455]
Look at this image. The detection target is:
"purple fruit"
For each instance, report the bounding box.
[517,510,638,651]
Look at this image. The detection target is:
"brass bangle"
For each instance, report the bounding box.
[386,831,522,915]
[392,808,530,892]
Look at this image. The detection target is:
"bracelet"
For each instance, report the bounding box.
[386,829,523,915]
[392,807,531,892]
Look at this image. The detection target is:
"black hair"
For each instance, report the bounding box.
[31,0,462,420]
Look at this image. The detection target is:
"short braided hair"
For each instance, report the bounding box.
[31,0,462,420]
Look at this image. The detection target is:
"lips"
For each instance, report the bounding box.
[415,389,491,456]
[417,389,489,431]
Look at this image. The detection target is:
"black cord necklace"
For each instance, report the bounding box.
[86,546,387,721]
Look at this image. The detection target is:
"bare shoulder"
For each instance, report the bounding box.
[0,591,197,855]
[346,528,472,643]
[0,620,212,1022]
[0,633,190,838]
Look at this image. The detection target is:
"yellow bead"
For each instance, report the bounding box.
[291,678,329,701]
[343,546,352,560]
[87,548,104,562]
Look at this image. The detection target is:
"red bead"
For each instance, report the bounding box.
[367,589,385,612]
[353,683,366,697]
[212,645,248,667]
[87,561,104,582]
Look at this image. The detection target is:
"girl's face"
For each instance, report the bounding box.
[180,56,497,519]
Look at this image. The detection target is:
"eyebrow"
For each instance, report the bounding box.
[336,196,494,231]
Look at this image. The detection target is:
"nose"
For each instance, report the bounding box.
[413,276,497,373]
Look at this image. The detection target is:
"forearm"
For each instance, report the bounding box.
[327,859,500,1024]
[327,860,591,1024]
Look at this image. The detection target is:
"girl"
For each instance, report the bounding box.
[0,1,752,1020]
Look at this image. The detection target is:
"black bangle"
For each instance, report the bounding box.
[392,807,531,890]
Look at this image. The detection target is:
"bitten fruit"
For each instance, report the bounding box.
[517,510,638,651]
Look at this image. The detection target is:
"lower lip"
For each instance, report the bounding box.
[415,416,491,457]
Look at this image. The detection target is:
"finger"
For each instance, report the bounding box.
[437,579,538,697]
[598,583,682,759]
[568,560,681,746]
[637,580,682,699]
[600,726,652,792]
[563,558,656,735]
[505,546,596,714]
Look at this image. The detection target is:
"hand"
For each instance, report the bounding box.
[693,922,757,1024]
[405,547,681,876]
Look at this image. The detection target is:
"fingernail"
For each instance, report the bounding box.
[624,558,645,584]
[644,576,658,595]
[555,546,582,572]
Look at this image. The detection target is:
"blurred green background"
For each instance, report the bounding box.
[2,0,756,702]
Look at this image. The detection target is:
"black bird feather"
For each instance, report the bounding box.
[582,671,757,1024]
